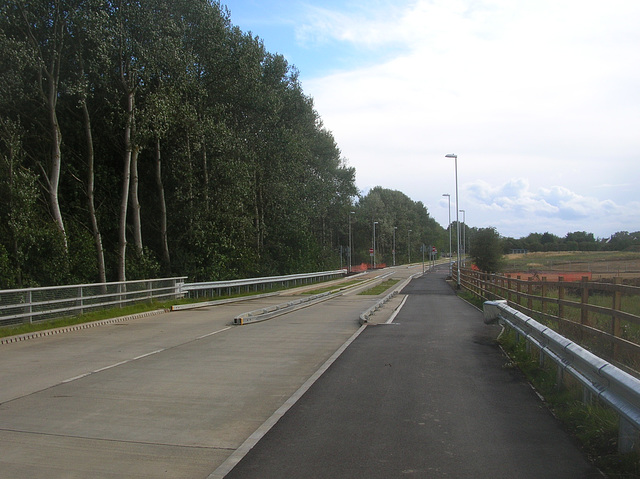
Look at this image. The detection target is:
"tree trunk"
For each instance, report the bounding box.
[154,138,170,269]
[130,144,143,255]
[47,85,67,251]
[201,135,209,211]
[81,98,107,285]
[19,3,68,252]
[118,90,134,282]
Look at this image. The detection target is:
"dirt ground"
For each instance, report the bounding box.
[503,252,640,281]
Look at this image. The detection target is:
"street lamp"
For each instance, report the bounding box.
[442,193,451,277]
[373,220,379,269]
[348,211,355,273]
[393,226,397,266]
[408,229,412,264]
[445,153,460,288]
[459,209,466,266]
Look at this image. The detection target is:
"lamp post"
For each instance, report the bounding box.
[459,209,466,267]
[393,226,397,266]
[348,211,355,273]
[408,229,412,264]
[373,220,378,269]
[445,154,460,288]
[442,193,451,277]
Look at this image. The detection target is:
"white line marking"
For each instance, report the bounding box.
[59,327,232,386]
[133,349,165,360]
[197,327,232,339]
[94,360,129,373]
[386,295,409,324]
[62,373,90,383]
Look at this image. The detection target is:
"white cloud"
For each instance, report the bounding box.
[298,0,640,239]
[462,179,640,237]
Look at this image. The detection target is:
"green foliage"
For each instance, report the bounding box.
[469,227,504,272]
[358,279,400,295]
[0,0,358,286]
[500,329,640,477]
[504,230,639,253]
[354,187,445,266]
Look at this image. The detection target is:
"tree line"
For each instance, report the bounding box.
[502,230,640,254]
[0,0,365,288]
[0,1,450,289]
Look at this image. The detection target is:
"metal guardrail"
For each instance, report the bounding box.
[0,277,187,327]
[233,292,336,325]
[0,271,347,328]
[182,270,347,297]
[484,299,640,454]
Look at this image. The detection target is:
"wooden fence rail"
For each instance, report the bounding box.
[453,268,640,375]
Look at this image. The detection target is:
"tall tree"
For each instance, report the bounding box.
[7,0,71,251]
[470,227,504,272]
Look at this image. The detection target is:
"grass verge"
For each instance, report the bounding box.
[447,278,640,476]
[303,279,363,295]
[500,328,640,477]
[358,279,400,295]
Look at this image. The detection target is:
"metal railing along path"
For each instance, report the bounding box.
[484,299,640,454]
[181,270,347,298]
[0,277,186,327]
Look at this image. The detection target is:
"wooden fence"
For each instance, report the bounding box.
[454,268,640,375]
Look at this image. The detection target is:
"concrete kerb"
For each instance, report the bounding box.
[358,271,422,325]
[0,309,168,345]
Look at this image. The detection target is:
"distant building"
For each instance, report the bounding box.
[510,249,528,254]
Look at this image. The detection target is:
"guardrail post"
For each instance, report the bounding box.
[78,286,84,316]
[619,417,639,454]
[26,290,33,324]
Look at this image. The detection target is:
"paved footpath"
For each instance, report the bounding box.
[225,266,604,478]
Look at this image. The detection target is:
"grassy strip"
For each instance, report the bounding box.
[0,300,175,339]
[500,329,639,477]
[303,279,363,295]
[358,279,400,296]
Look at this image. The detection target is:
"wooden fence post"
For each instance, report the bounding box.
[558,276,565,334]
[527,278,533,311]
[541,277,547,316]
[581,276,590,327]
[612,276,622,360]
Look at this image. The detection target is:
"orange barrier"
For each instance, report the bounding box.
[349,263,388,273]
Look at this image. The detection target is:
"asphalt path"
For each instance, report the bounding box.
[225,266,603,478]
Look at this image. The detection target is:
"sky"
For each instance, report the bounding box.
[220,0,640,240]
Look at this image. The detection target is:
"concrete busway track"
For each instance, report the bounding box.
[0,265,421,479]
